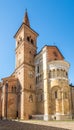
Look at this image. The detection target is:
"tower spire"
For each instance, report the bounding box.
[23,9,30,27]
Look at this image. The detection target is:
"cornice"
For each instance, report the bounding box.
[48,60,70,71]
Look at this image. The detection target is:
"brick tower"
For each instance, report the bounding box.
[14,10,38,119]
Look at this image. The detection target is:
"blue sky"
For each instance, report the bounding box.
[0,0,74,84]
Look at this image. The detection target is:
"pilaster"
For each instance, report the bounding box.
[43,47,49,120]
[20,90,25,119]
[2,85,5,118]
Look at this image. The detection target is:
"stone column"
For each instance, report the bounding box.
[55,99,60,120]
[68,88,72,119]
[43,48,49,120]
[61,89,64,115]
[18,67,25,120]
[20,89,24,119]
[2,85,5,118]
[56,99,59,113]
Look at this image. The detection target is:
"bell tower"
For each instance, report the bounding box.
[14,10,38,119]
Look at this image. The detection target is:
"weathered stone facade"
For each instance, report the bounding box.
[0,11,73,120]
[0,82,2,118]
[14,11,38,119]
[35,46,72,120]
[70,85,74,118]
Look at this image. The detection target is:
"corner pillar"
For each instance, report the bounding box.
[43,48,49,120]
[20,90,25,119]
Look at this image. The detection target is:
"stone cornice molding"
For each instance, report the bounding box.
[48,60,70,72]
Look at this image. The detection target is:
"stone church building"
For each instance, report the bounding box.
[0,11,74,120]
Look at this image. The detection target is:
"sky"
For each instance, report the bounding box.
[0,0,74,84]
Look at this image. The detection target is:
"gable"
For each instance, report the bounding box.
[47,46,64,61]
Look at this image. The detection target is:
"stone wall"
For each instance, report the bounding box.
[0,83,2,118]
[70,86,74,118]
[1,76,18,119]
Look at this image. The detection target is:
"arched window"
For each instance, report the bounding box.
[12,86,14,92]
[12,86,16,93]
[37,66,39,73]
[17,41,19,45]
[27,36,30,42]
[30,85,32,89]
[55,91,58,99]
[31,39,34,44]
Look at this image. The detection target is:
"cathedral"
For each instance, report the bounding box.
[0,11,74,120]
